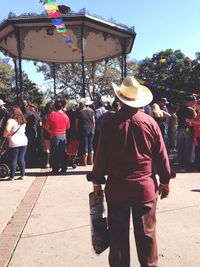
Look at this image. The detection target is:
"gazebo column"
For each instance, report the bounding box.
[52,63,56,99]
[121,54,124,81]
[13,58,19,103]
[81,24,86,98]
[16,28,23,101]
[123,39,127,77]
[91,62,95,99]
[121,39,127,81]
[123,51,127,77]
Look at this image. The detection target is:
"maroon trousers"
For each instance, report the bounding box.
[107,198,158,267]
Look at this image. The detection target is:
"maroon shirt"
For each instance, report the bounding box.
[91,105,171,203]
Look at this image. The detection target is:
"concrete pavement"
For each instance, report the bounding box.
[0,166,200,267]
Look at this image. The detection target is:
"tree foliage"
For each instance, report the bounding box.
[35,49,200,105]
[35,58,121,104]
[0,61,45,106]
[0,63,14,98]
[135,49,200,102]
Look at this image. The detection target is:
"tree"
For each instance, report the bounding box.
[0,62,14,99]
[0,61,45,106]
[21,72,44,106]
[134,49,200,102]
[35,58,121,104]
[34,49,200,106]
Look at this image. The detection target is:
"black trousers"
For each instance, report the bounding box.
[50,135,67,172]
[107,198,158,267]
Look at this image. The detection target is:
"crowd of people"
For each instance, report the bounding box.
[0,86,199,181]
[1,75,199,267]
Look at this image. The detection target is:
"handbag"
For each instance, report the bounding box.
[89,191,109,254]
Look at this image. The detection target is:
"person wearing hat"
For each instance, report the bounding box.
[89,76,173,267]
[176,95,197,171]
[76,96,95,165]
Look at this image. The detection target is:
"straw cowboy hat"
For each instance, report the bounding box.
[84,96,93,106]
[112,76,153,108]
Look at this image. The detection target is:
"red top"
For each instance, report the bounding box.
[45,111,70,138]
[194,110,200,137]
[91,105,171,204]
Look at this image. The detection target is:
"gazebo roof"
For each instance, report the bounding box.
[0,9,136,63]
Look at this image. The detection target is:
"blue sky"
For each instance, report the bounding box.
[1,0,200,84]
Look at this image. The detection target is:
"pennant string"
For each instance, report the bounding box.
[141,80,200,96]
[137,57,193,65]
[40,1,79,53]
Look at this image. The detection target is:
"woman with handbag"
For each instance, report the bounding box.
[3,106,28,180]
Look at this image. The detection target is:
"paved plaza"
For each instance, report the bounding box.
[0,166,199,267]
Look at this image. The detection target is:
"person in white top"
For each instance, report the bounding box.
[3,106,28,180]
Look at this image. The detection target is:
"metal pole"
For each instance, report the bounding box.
[16,28,23,101]
[13,58,19,103]
[123,54,127,77]
[121,54,124,81]
[91,62,95,99]
[81,24,86,98]
[123,40,127,77]
[52,63,56,99]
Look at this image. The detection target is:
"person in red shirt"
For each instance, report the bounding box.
[45,98,70,174]
[186,99,200,171]
[90,76,173,267]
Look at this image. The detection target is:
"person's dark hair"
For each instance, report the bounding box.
[9,105,26,125]
[54,99,63,111]
[79,102,85,110]
[185,95,196,102]
[61,98,67,109]
[112,100,120,112]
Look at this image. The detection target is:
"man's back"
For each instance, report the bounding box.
[93,105,171,202]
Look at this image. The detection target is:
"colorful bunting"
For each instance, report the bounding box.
[0,57,10,64]
[137,57,192,65]
[141,80,200,97]
[2,58,10,64]
[40,0,79,53]
[45,4,59,12]
[159,58,166,63]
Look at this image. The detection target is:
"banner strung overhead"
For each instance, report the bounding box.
[40,0,78,53]
[136,57,193,65]
[140,80,199,97]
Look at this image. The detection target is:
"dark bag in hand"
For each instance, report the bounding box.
[89,192,109,254]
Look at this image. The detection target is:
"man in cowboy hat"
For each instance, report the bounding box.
[89,76,173,267]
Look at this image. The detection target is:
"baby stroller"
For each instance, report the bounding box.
[0,138,10,178]
[66,139,80,169]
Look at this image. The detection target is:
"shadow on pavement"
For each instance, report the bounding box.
[0,178,10,182]
[65,170,90,176]
[26,172,47,177]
